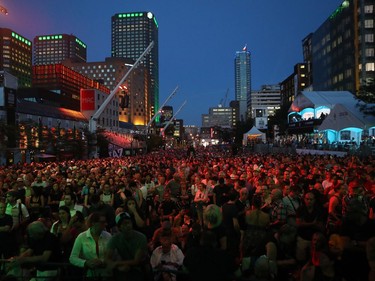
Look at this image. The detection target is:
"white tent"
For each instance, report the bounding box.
[319,103,375,132]
[243,126,266,145]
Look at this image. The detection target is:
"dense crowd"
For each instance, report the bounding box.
[0,147,374,281]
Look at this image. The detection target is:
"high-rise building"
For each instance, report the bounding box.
[34,34,87,65]
[111,12,159,118]
[202,105,237,128]
[280,63,309,106]
[250,84,281,129]
[308,0,375,93]
[234,46,251,122]
[0,28,32,87]
[64,57,150,126]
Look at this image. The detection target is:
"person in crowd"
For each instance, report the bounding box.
[46,182,63,220]
[6,221,62,281]
[193,183,210,226]
[213,177,231,207]
[59,192,86,217]
[268,188,285,231]
[165,173,181,202]
[100,183,114,207]
[203,204,227,251]
[159,192,178,224]
[295,191,327,264]
[122,197,146,232]
[106,212,149,281]
[5,191,30,248]
[150,231,184,281]
[87,194,116,232]
[280,185,301,226]
[84,185,98,208]
[300,232,339,281]
[0,201,16,261]
[241,194,270,276]
[326,183,347,235]
[69,212,112,279]
[25,186,45,222]
[222,189,241,259]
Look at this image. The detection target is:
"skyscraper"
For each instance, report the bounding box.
[33,34,87,65]
[0,28,32,87]
[234,46,251,122]
[111,12,159,119]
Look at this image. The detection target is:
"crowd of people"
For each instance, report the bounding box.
[0,146,374,281]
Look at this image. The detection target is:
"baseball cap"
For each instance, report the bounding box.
[17,177,24,182]
[115,212,132,226]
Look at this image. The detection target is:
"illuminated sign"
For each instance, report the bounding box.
[80,89,95,111]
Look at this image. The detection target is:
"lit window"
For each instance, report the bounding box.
[366,63,375,71]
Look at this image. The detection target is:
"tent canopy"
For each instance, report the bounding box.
[318,103,375,131]
[243,126,266,145]
[289,91,359,113]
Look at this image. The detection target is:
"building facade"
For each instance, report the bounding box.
[64,57,150,126]
[234,47,251,122]
[310,0,375,93]
[202,105,237,128]
[280,63,310,106]
[111,12,159,117]
[33,34,87,65]
[32,64,110,111]
[0,28,32,87]
[250,84,281,130]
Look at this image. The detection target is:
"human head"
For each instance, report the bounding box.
[27,221,48,241]
[203,204,222,228]
[58,206,71,222]
[63,193,76,207]
[115,212,133,232]
[5,191,17,204]
[87,212,107,233]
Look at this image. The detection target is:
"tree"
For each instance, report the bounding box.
[268,102,291,138]
[356,83,375,116]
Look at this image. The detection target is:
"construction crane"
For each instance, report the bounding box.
[219,88,229,107]
[89,41,154,133]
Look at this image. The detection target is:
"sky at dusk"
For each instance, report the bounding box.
[1,0,343,126]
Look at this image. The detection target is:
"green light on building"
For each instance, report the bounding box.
[153,17,159,28]
[118,12,144,18]
[11,32,31,45]
[330,0,350,20]
[75,38,87,49]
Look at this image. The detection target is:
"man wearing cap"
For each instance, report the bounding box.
[106,212,149,281]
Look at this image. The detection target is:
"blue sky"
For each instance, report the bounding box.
[1,0,343,126]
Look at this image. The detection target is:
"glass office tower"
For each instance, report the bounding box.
[111,12,159,119]
[235,48,251,122]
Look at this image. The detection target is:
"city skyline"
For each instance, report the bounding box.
[1,0,343,126]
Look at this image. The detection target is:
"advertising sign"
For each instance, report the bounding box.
[80,89,95,111]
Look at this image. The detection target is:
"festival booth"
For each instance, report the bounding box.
[288,91,375,145]
[243,126,266,146]
[318,103,375,145]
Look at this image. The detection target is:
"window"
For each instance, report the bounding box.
[364,5,374,13]
[365,19,374,28]
[365,34,374,43]
[365,48,374,57]
[366,63,375,71]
